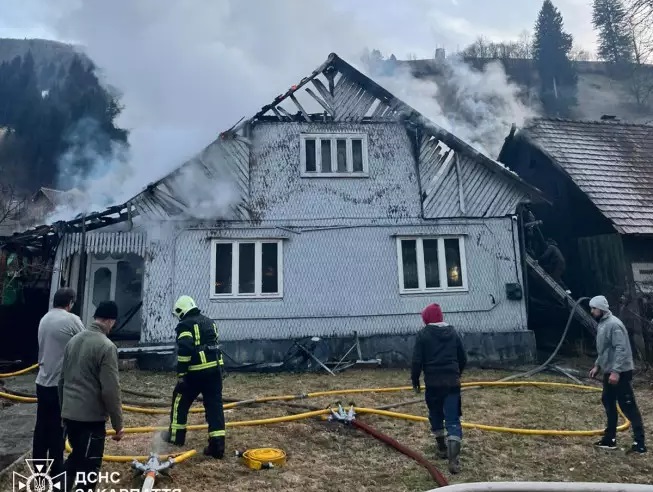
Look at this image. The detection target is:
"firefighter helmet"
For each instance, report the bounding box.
[173,295,197,319]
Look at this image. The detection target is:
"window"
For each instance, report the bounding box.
[211,240,283,298]
[396,236,467,293]
[300,133,369,176]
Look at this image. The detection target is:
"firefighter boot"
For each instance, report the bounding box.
[160,430,185,446]
[203,437,225,459]
[435,436,447,459]
[447,438,461,474]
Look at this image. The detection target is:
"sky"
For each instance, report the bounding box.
[0,0,598,58]
[0,0,598,214]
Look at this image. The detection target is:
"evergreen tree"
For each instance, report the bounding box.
[533,0,578,115]
[592,0,634,67]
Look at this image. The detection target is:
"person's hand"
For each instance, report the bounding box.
[608,372,620,385]
[112,428,124,441]
[589,366,599,379]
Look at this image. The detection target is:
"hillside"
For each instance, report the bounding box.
[0,38,90,91]
[388,57,653,124]
[0,38,127,204]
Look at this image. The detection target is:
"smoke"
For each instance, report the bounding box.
[370,58,537,157]
[38,0,536,222]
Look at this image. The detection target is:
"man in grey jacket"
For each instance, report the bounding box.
[588,295,647,453]
[33,288,84,479]
[59,301,124,491]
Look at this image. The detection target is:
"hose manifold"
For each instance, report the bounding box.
[328,403,356,423]
[131,453,175,477]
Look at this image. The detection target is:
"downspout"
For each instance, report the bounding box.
[517,204,530,318]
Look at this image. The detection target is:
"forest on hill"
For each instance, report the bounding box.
[0,38,127,196]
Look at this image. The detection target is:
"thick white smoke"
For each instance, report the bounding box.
[370,58,537,157]
[39,0,536,221]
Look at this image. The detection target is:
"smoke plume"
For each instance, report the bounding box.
[40,0,536,221]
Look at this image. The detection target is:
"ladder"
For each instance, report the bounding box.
[526,254,597,335]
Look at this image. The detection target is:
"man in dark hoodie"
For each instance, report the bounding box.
[412,303,467,474]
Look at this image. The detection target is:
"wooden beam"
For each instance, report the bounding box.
[304,88,334,116]
[311,78,333,106]
[270,106,285,121]
[276,105,293,119]
[289,94,311,122]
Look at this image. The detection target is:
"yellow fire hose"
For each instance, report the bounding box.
[237,448,287,470]
[0,363,39,378]
[3,381,631,464]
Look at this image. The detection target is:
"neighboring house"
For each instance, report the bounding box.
[499,117,653,359]
[30,186,86,220]
[5,53,546,366]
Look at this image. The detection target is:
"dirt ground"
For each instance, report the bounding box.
[1,366,653,492]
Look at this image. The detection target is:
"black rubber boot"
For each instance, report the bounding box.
[447,438,461,474]
[435,436,447,459]
[203,437,225,459]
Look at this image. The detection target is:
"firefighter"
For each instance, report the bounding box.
[161,295,226,458]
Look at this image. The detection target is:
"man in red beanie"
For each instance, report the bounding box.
[411,303,467,474]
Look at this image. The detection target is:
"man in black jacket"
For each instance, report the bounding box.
[412,303,467,474]
[162,295,226,458]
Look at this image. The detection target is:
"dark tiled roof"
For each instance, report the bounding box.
[521,118,653,235]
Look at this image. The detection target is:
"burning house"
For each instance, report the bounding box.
[3,53,546,367]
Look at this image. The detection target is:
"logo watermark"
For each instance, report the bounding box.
[13,459,65,492]
[12,458,182,492]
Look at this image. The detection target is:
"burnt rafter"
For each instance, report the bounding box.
[0,202,136,252]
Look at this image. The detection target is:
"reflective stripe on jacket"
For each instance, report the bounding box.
[176,310,224,376]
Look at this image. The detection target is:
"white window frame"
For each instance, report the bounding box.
[396,236,468,294]
[210,239,284,299]
[300,133,369,177]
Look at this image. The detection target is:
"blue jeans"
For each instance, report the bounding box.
[425,386,462,441]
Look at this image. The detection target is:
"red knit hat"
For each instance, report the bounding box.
[422,303,444,325]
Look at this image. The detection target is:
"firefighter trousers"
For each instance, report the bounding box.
[168,367,225,445]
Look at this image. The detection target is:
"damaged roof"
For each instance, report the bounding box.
[517,118,653,235]
[3,52,544,248]
[131,52,543,217]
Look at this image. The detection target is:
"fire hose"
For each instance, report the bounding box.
[1,381,630,437]
[0,362,39,378]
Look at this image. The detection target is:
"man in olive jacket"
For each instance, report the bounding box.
[59,301,124,491]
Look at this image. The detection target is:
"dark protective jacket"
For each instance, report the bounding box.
[411,323,467,388]
[176,308,223,377]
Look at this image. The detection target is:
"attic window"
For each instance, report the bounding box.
[300,133,369,177]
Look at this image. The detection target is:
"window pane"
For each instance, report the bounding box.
[214,244,232,294]
[238,243,255,294]
[445,238,463,287]
[336,139,347,172]
[423,239,441,288]
[92,267,112,306]
[305,139,316,172]
[321,139,332,172]
[261,243,279,294]
[401,240,419,289]
[352,139,363,172]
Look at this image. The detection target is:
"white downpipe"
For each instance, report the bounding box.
[429,483,653,492]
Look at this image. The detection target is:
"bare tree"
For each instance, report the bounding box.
[624,0,653,107]
[0,182,27,231]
